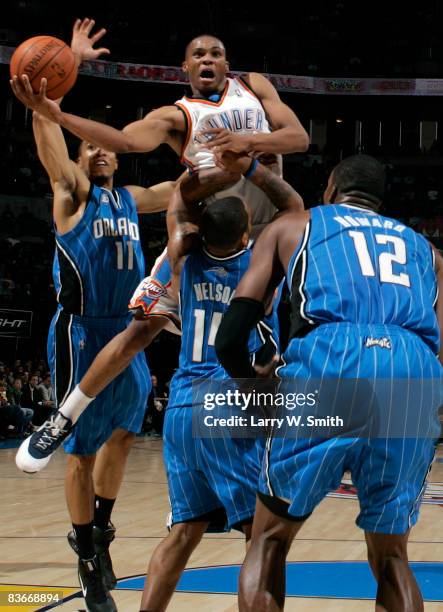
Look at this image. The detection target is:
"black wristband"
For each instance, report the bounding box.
[215,297,265,379]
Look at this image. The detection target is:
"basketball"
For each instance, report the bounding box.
[10,36,77,99]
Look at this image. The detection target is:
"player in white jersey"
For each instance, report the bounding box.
[15,32,309,234]
[175,73,284,234]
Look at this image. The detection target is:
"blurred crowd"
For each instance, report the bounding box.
[0,358,54,439]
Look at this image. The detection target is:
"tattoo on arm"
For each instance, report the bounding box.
[251,165,300,212]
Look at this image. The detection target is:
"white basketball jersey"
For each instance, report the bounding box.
[175,77,281,236]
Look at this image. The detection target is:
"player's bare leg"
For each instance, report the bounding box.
[85,428,137,591]
[140,521,209,611]
[65,452,117,610]
[239,495,305,612]
[365,531,423,612]
[94,428,135,498]
[242,522,252,550]
[79,317,166,399]
[65,454,96,525]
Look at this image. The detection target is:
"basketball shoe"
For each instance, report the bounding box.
[15,411,72,473]
[68,524,117,590]
[78,555,117,612]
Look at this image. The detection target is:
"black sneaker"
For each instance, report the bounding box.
[93,523,117,590]
[78,555,117,612]
[68,525,117,591]
[67,529,80,556]
[15,411,73,473]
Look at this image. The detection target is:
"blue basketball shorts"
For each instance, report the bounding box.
[164,405,263,530]
[48,310,151,455]
[260,323,442,534]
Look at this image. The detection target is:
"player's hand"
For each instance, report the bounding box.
[10,75,62,122]
[214,150,253,174]
[200,128,253,154]
[71,18,110,63]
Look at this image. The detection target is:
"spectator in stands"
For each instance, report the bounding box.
[419,216,443,239]
[0,385,33,439]
[143,375,165,437]
[21,374,44,425]
[7,378,23,406]
[38,373,55,412]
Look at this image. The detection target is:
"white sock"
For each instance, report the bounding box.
[59,384,95,424]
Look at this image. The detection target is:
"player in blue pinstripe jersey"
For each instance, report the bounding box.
[216,154,443,611]
[12,20,176,612]
[139,153,303,611]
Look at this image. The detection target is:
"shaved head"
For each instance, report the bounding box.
[185,35,226,59]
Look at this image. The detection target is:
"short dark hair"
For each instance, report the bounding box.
[185,34,225,58]
[333,155,385,204]
[200,197,248,249]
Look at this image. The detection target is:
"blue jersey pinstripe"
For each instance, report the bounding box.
[168,246,278,410]
[261,203,442,535]
[165,245,279,529]
[53,184,145,317]
[286,204,439,352]
[48,183,150,455]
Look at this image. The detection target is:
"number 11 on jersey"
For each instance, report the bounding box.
[115,240,134,270]
[192,309,223,362]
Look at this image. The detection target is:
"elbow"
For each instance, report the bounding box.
[117,140,133,154]
[116,132,139,154]
[297,130,310,152]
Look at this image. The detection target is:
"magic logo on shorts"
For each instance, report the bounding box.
[365,336,391,349]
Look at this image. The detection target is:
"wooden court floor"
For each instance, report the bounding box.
[1,437,443,611]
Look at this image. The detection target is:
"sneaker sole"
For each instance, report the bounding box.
[15,436,51,473]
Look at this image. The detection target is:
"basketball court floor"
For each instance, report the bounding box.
[1,437,443,611]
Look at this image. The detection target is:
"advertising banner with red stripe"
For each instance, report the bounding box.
[2,44,442,95]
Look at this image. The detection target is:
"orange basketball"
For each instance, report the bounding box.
[10,36,77,100]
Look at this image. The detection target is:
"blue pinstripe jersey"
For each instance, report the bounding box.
[53,184,145,317]
[168,246,278,408]
[287,204,439,352]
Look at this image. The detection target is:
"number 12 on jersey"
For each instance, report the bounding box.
[348,231,410,287]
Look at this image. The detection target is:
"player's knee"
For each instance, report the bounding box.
[377,555,410,587]
[366,531,409,564]
[370,545,408,576]
[106,429,135,453]
[168,522,204,551]
[66,454,95,478]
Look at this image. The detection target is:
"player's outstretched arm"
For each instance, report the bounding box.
[203,72,309,155]
[127,181,176,214]
[10,82,184,155]
[28,96,90,232]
